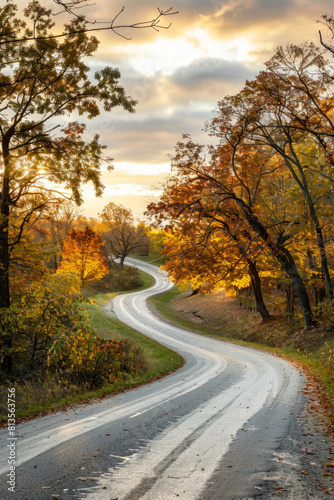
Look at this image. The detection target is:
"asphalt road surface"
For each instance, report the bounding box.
[0,258,333,499]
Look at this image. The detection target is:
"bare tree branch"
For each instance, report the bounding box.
[53,0,96,19]
[318,15,334,54]
[0,2,178,44]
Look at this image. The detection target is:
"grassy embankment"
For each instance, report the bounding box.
[149,283,334,425]
[84,269,183,387]
[0,268,183,423]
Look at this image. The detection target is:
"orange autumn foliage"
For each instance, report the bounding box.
[57,226,108,285]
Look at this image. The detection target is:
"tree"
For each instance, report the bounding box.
[0,1,139,309]
[57,226,108,285]
[213,45,334,301]
[148,134,316,330]
[147,139,274,320]
[99,202,149,267]
[161,223,271,316]
[0,1,177,310]
[160,214,272,313]
[42,200,80,270]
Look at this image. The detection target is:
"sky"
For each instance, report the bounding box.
[46,0,334,219]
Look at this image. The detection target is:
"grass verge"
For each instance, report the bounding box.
[85,293,184,385]
[150,287,334,427]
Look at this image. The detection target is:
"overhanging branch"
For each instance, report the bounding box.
[0,4,178,44]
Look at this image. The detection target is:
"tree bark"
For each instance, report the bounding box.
[285,282,294,317]
[0,142,10,308]
[0,190,12,373]
[247,259,271,320]
[283,156,333,301]
[0,136,13,373]
[0,228,9,308]
[308,199,333,301]
[240,205,315,330]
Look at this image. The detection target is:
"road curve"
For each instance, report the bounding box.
[0,258,331,499]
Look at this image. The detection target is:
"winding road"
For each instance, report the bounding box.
[0,258,332,499]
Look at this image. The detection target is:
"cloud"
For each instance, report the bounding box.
[215,0,293,26]
[87,106,212,164]
[171,57,256,88]
[206,0,334,46]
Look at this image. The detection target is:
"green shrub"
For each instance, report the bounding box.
[0,278,86,375]
[0,273,147,388]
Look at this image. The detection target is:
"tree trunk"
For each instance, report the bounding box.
[288,264,314,329]
[0,196,12,373]
[309,202,333,301]
[247,259,271,320]
[241,207,315,330]
[235,287,242,307]
[0,231,9,308]
[0,131,14,373]
[285,282,294,317]
[317,227,333,301]
[306,248,325,306]
[284,157,333,301]
[0,152,10,308]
